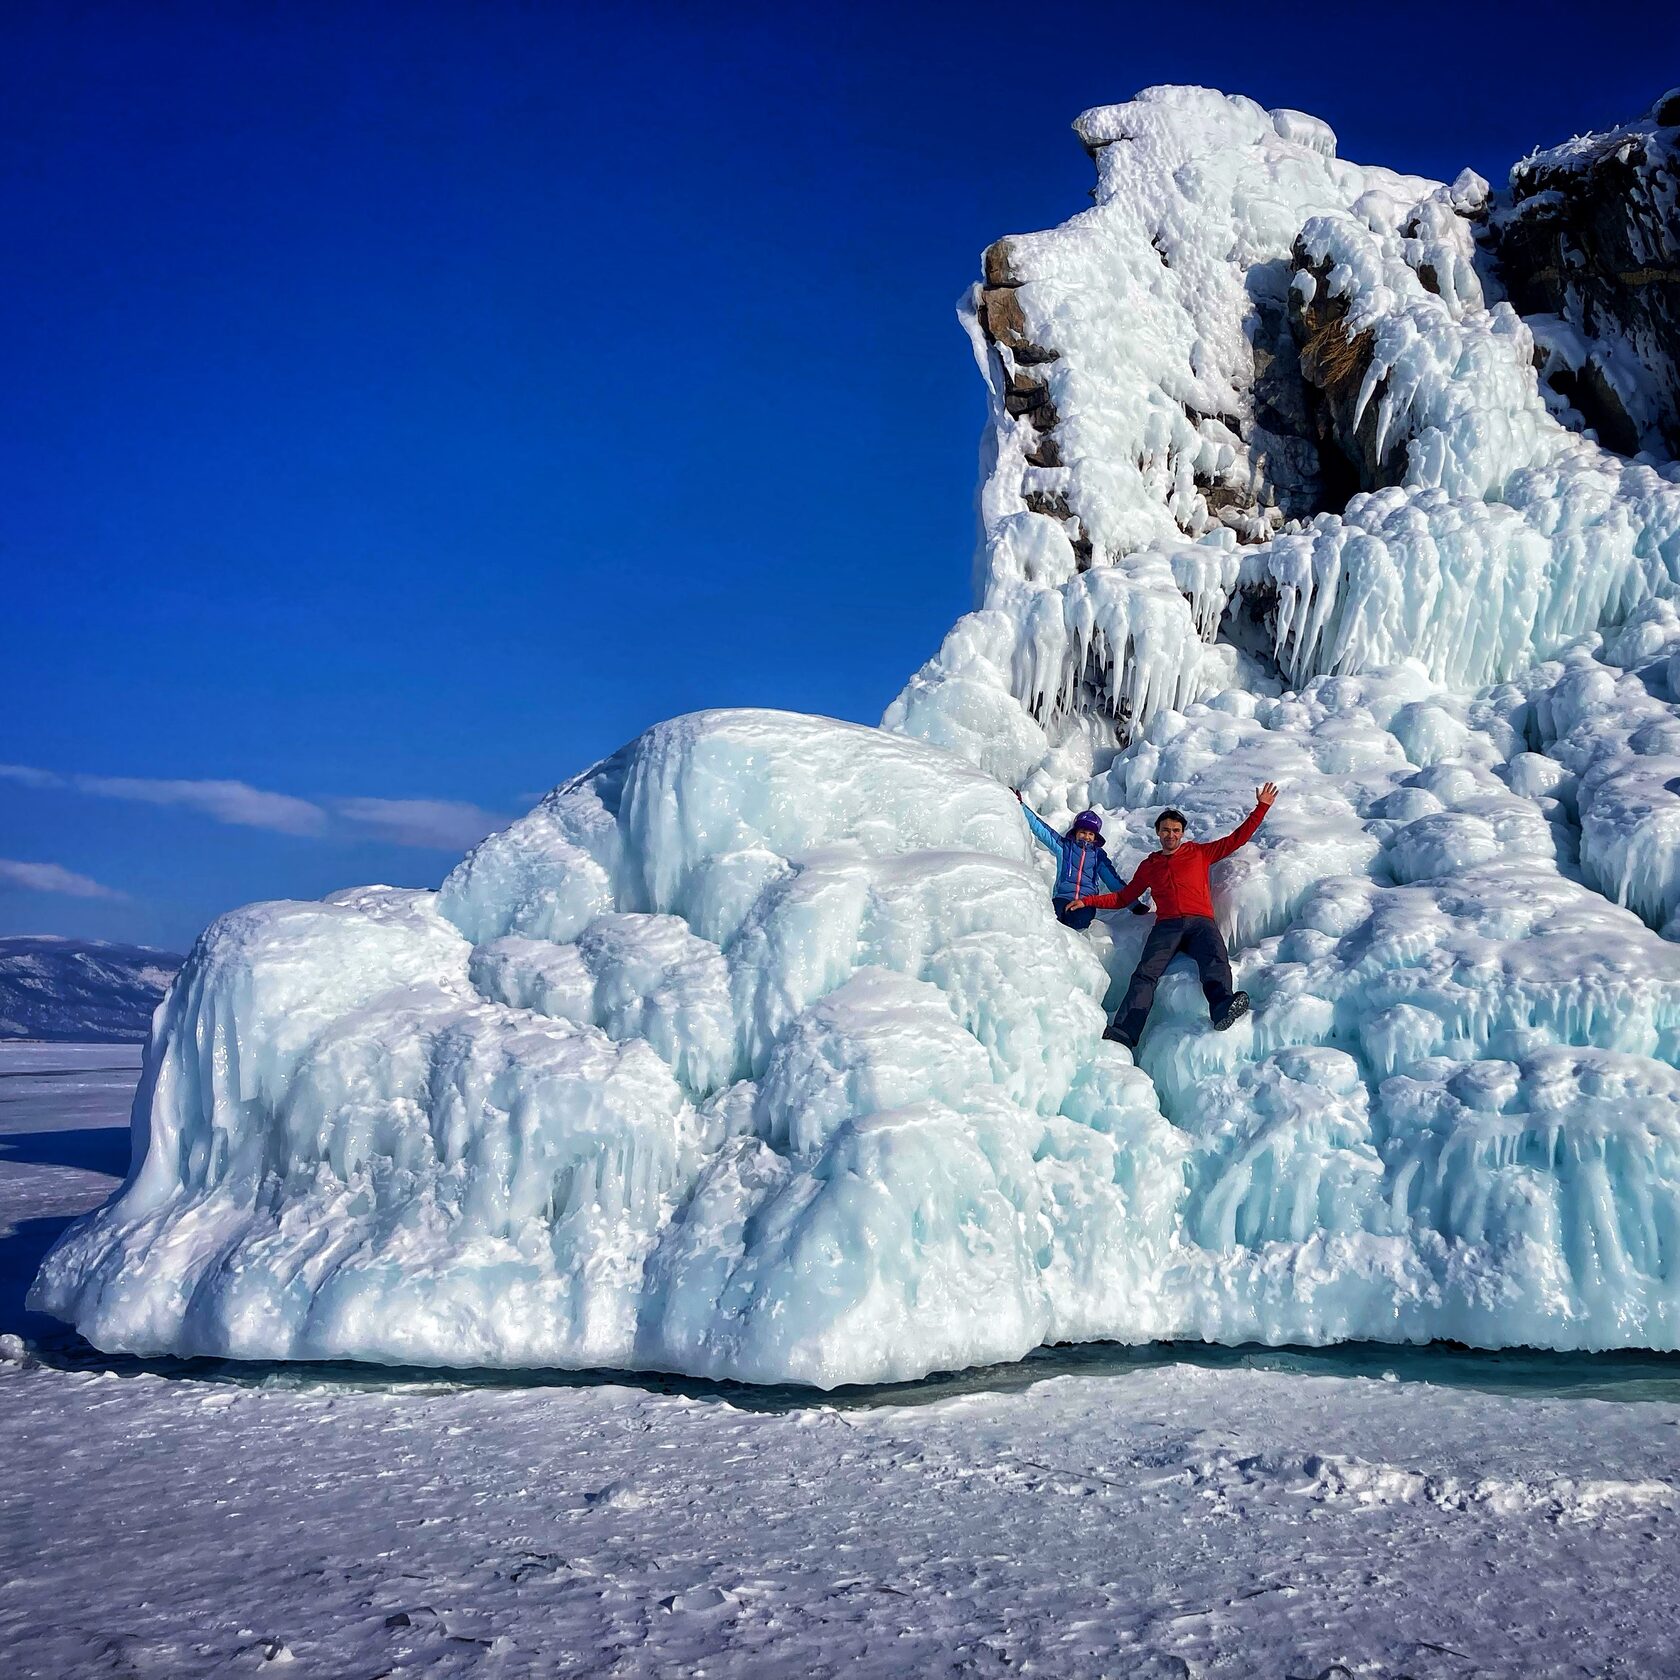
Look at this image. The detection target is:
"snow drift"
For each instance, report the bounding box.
[33,86,1680,1384]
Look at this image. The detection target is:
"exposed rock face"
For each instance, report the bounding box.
[1242,264,1332,521]
[1288,243,1382,498]
[1488,91,1680,457]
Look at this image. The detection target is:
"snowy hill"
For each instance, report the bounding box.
[0,936,181,1043]
[32,88,1680,1384]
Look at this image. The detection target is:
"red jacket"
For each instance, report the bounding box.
[1082,803,1267,920]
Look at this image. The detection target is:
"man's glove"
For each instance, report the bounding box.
[1130,900,1150,916]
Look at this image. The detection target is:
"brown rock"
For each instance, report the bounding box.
[980,285,1060,364]
[1003,368,1059,429]
[981,285,1028,344]
[1023,488,1073,521]
[1289,244,1389,497]
[982,238,1026,289]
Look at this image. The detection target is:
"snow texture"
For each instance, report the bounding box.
[30,86,1680,1385]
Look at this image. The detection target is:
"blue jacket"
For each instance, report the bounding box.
[1022,805,1124,903]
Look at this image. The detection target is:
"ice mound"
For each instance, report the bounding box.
[35,690,1680,1379]
[32,711,1187,1384]
[33,87,1680,1384]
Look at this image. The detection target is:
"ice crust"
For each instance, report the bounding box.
[33,86,1680,1384]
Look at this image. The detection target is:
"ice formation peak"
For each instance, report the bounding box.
[33,88,1680,1386]
[890,84,1680,787]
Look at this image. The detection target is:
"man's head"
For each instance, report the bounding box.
[1070,809,1104,847]
[1155,807,1187,853]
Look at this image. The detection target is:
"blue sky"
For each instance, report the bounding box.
[4,0,1671,951]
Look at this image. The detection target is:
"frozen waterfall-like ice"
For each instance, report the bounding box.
[33,86,1680,1383]
[32,713,1179,1384]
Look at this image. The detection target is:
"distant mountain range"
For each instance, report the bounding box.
[0,936,183,1042]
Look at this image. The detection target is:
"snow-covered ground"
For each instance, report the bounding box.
[7,1043,1680,1679]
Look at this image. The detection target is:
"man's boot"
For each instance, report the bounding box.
[1213,991,1250,1031]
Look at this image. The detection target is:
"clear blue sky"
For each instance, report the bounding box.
[4,0,1671,951]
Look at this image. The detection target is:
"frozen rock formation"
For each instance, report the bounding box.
[1489,89,1680,457]
[890,85,1680,786]
[33,86,1680,1384]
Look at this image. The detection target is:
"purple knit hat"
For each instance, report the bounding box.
[1070,810,1103,839]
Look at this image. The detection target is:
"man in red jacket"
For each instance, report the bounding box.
[1070,782,1278,1049]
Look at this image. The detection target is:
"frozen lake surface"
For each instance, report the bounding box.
[4,1042,1679,1677]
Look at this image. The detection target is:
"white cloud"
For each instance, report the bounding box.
[0,764,64,790]
[334,797,503,850]
[0,858,126,900]
[73,775,328,836]
[2,765,504,850]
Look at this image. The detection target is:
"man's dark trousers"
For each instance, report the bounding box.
[1112,915,1234,1046]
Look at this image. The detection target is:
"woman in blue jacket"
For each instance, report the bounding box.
[1015,792,1140,928]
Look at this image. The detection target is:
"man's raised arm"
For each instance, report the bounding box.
[1204,782,1279,861]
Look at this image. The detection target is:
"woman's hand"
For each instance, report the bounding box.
[1258,781,1279,807]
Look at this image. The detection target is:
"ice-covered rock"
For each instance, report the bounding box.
[1489,90,1680,456]
[893,86,1680,774]
[33,87,1680,1384]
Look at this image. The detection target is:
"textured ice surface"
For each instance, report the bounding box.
[33,87,1680,1384]
[35,714,1185,1385]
